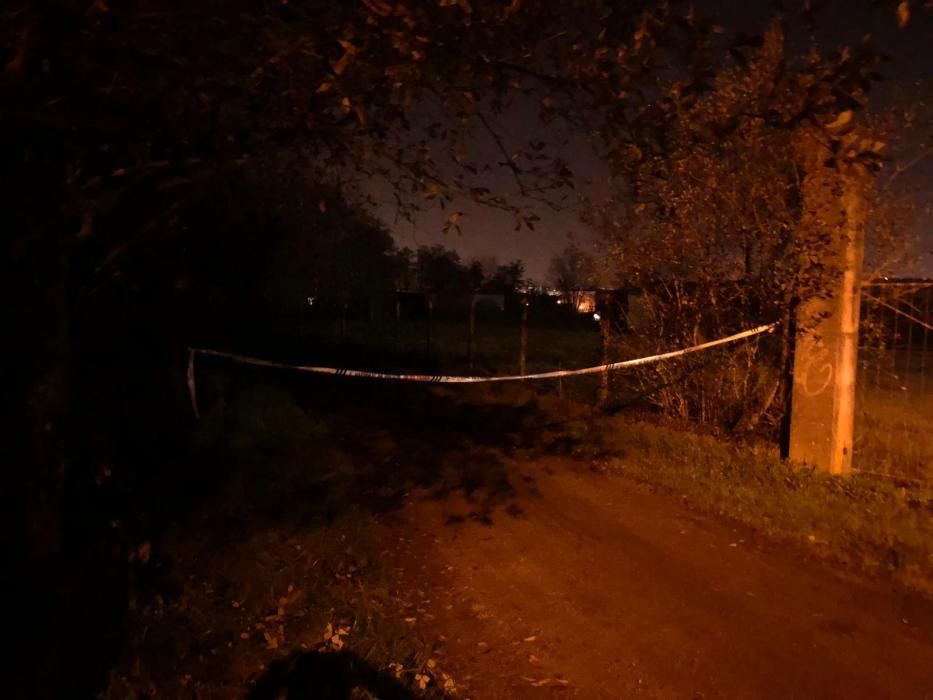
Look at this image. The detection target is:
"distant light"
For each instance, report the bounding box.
[307,296,316,306]
[556,299,564,304]
[593,312,601,321]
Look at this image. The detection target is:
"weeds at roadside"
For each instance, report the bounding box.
[565,414,933,596]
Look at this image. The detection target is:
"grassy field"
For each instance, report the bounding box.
[855,385,933,482]
[216,312,933,485]
[290,315,608,403]
[294,317,932,483]
[297,316,604,371]
[855,351,933,483]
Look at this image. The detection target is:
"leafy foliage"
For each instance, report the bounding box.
[589,21,896,432]
[3,0,695,269]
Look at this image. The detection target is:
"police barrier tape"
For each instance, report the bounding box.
[187,323,777,417]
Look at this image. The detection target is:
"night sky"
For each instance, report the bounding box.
[370,1,933,282]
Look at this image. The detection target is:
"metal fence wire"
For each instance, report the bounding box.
[855,281,933,481]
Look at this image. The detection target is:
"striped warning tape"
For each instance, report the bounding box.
[187,323,776,416]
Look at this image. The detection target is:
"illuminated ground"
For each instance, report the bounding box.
[391,454,933,698]
[108,381,933,698]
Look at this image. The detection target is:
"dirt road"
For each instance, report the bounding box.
[390,455,933,699]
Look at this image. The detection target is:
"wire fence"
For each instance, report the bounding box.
[855,281,933,482]
[211,305,614,404]
[193,281,931,481]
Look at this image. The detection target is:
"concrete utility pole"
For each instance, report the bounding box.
[788,126,870,475]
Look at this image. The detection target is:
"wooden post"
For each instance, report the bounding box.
[922,288,930,392]
[599,316,610,405]
[519,300,529,377]
[394,294,401,352]
[875,297,884,389]
[788,130,868,475]
[468,294,476,371]
[425,295,433,358]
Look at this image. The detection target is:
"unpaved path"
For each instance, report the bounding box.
[389,455,933,699]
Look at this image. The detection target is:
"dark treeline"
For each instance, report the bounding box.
[174,165,533,342]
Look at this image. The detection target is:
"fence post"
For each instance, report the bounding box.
[519,300,528,377]
[875,295,884,388]
[788,131,868,475]
[892,290,901,382]
[468,294,476,371]
[425,295,433,358]
[599,316,610,405]
[340,301,348,336]
[923,288,930,392]
[395,293,401,352]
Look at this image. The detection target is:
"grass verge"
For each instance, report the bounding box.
[562,413,933,595]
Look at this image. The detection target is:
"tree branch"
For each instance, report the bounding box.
[475,109,528,196]
[883,146,933,190]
